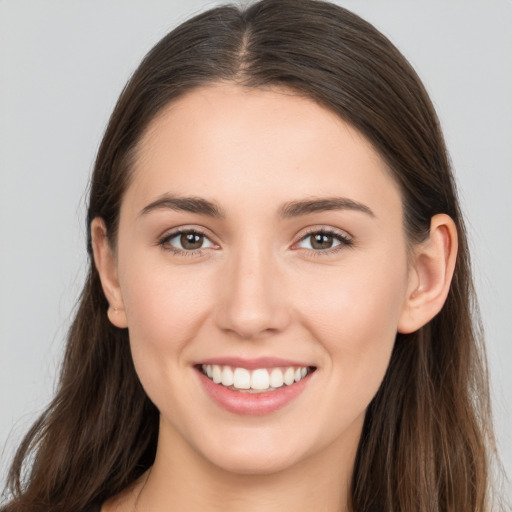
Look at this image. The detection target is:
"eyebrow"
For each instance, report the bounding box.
[139,195,225,218]
[139,194,374,219]
[278,197,375,218]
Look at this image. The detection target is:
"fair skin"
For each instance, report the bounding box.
[92,83,457,512]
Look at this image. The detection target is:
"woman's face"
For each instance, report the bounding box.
[112,84,412,475]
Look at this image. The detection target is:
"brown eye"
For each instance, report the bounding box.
[310,233,335,250]
[296,230,352,252]
[161,230,216,253]
[180,232,204,250]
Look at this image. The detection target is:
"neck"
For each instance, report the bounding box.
[132,415,362,512]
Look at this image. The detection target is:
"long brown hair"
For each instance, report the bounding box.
[2,1,498,510]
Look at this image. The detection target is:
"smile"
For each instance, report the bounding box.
[196,360,316,415]
[200,364,313,393]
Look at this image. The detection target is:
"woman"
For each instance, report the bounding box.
[1,1,500,511]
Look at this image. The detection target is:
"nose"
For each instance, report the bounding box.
[214,243,291,340]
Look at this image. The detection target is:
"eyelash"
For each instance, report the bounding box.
[297,228,354,257]
[157,227,353,257]
[158,228,212,257]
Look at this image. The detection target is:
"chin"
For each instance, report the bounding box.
[208,448,303,476]
[194,426,316,476]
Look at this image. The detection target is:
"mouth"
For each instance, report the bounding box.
[194,357,317,415]
[198,364,316,393]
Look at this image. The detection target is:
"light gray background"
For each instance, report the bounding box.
[1,0,511,498]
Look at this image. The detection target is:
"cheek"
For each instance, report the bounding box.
[116,249,215,392]
[296,248,408,397]
[301,252,407,330]
[119,253,212,339]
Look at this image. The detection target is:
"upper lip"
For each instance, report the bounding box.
[196,356,315,370]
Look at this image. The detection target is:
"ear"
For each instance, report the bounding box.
[90,217,128,328]
[398,214,458,334]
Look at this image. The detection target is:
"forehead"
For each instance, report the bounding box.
[125,83,402,220]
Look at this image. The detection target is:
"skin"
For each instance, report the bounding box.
[93,83,457,511]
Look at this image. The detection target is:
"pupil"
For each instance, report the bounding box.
[311,233,333,250]
[181,232,203,250]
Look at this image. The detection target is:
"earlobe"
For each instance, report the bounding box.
[90,218,128,329]
[398,214,458,334]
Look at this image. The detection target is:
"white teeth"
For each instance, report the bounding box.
[221,366,234,387]
[212,365,222,384]
[201,364,311,392]
[269,368,284,388]
[283,367,295,386]
[233,368,251,389]
[251,369,270,390]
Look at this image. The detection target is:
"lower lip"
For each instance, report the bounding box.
[196,369,312,416]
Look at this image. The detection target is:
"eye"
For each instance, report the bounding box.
[296,229,352,252]
[159,229,216,254]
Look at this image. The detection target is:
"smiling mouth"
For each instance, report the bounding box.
[198,364,316,393]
